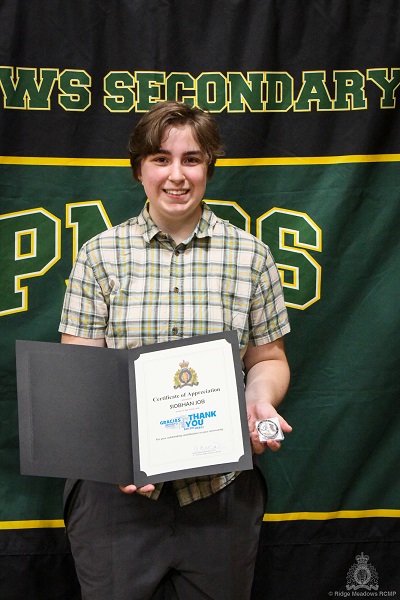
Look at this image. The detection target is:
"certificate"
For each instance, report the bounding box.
[16,331,252,486]
[130,332,252,485]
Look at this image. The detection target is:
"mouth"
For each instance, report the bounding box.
[163,189,189,197]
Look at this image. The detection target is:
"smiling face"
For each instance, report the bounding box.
[138,125,208,239]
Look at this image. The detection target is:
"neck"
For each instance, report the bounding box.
[162,222,196,245]
[149,206,202,245]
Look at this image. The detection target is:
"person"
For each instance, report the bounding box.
[59,100,291,600]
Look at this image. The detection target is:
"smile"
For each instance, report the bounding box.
[164,189,189,196]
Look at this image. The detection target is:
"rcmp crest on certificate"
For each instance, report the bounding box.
[173,360,199,388]
[256,417,284,442]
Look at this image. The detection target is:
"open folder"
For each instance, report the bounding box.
[16,331,252,487]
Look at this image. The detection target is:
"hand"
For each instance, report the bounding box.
[119,483,156,494]
[247,404,292,454]
[243,340,291,455]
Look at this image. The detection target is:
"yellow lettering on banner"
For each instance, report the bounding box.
[367,68,400,109]
[227,72,265,112]
[0,208,61,316]
[265,72,294,112]
[0,199,323,315]
[195,72,227,112]
[66,201,112,263]
[256,208,322,310]
[1,203,323,314]
[294,71,333,112]
[135,71,166,112]
[58,70,91,112]
[15,229,37,259]
[166,72,195,106]
[0,66,399,112]
[333,70,367,110]
[0,66,58,110]
[103,71,135,112]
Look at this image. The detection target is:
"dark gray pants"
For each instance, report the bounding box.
[64,469,267,600]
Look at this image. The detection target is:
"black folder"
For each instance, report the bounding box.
[16,332,252,487]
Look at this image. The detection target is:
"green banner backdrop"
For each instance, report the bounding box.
[1,1,399,598]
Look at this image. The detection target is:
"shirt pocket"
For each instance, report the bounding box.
[206,276,251,344]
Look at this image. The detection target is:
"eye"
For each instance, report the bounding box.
[152,156,169,164]
[184,156,203,165]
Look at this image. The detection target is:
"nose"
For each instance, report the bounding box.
[168,160,185,183]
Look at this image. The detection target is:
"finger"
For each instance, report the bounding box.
[266,439,281,452]
[247,412,255,431]
[119,483,156,494]
[250,431,282,454]
[278,417,293,433]
[137,484,156,493]
[119,484,137,494]
[251,441,265,455]
[250,433,269,454]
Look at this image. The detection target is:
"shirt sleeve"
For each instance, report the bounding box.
[248,247,290,345]
[58,243,109,339]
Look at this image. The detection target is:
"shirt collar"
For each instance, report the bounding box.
[137,202,218,244]
[137,204,160,243]
[195,203,219,238]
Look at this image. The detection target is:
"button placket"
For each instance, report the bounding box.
[170,247,184,337]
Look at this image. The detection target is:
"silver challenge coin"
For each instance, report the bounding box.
[256,417,284,442]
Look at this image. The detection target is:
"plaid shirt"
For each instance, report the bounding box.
[59,203,290,505]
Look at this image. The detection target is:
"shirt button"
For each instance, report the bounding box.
[174,250,180,256]
[172,327,179,335]
[173,287,179,293]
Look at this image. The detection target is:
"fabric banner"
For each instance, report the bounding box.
[1,1,399,598]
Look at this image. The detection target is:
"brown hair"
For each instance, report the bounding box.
[128,101,224,180]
